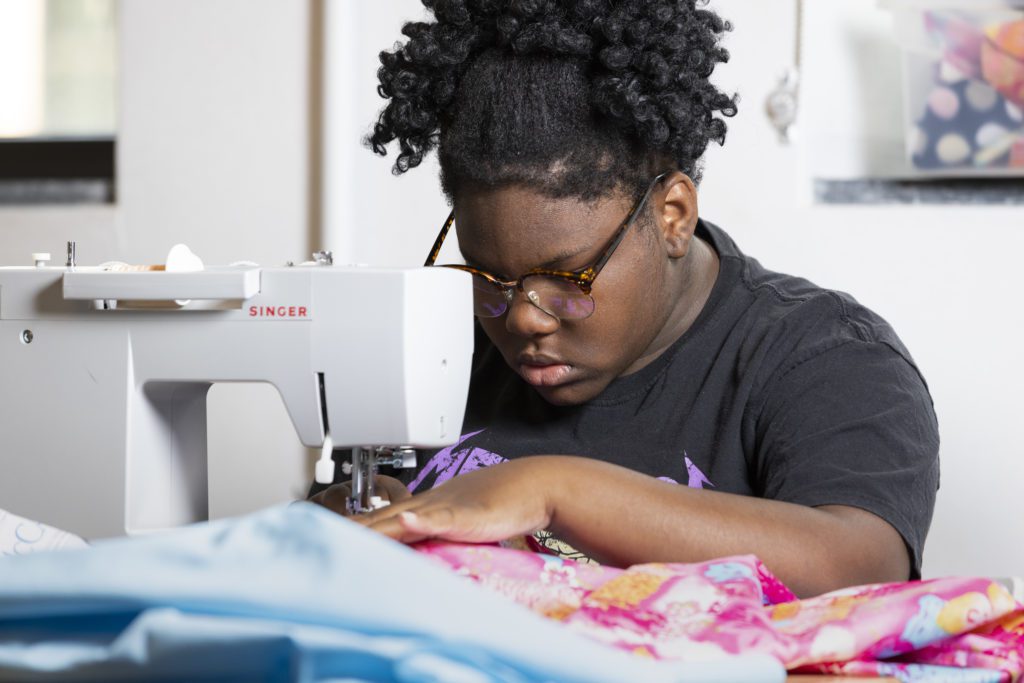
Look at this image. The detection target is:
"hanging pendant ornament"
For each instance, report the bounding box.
[765,0,803,145]
[765,67,800,144]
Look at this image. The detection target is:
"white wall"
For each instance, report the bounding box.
[322,0,446,268]
[0,0,316,525]
[329,1,1023,580]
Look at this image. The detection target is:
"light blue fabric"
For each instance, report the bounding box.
[0,503,785,682]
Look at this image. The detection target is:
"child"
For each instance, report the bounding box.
[310,0,939,598]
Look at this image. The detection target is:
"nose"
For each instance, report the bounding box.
[504,288,560,337]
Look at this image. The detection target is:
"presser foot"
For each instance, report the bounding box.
[345,496,390,516]
[346,446,417,515]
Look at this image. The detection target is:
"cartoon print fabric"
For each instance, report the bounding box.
[416,543,1024,682]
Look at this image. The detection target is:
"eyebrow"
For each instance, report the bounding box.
[536,246,592,270]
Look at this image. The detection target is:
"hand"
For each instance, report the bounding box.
[354,458,557,545]
[308,475,411,517]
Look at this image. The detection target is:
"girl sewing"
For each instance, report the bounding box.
[310,0,939,598]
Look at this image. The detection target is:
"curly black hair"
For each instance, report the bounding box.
[368,0,737,201]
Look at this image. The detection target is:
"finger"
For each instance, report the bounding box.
[361,513,426,543]
[312,478,410,516]
[354,483,434,524]
[376,476,413,504]
[363,509,445,544]
[329,477,410,518]
[364,507,457,544]
[351,496,414,527]
[311,483,354,517]
[398,509,454,537]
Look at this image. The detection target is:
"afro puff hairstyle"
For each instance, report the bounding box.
[368,0,738,201]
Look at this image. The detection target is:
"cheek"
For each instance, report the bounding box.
[477,316,507,345]
[588,277,659,347]
[593,249,665,327]
[568,266,665,362]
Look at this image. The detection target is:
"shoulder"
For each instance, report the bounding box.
[699,220,928,393]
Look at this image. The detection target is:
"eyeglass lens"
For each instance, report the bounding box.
[471,273,595,320]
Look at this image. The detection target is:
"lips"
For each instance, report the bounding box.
[517,352,574,387]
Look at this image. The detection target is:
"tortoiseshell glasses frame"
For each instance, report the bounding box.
[423,172,669,320]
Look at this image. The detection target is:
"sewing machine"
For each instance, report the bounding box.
[0,245,473,539]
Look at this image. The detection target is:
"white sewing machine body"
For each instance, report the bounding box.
[0,256,473,539]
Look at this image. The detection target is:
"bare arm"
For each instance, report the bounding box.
[354,455,909,598]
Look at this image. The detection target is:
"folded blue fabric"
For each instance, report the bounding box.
[0,503,784,682]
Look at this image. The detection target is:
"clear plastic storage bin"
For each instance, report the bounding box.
[882,0,1024,175]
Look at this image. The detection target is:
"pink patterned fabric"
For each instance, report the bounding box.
[415,542,1024,682]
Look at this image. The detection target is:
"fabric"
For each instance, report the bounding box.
[417,542,1024,683]
[0,506,88,556]
[912,11,1024,171]
[3,505,1018,682]
[326,220,940,576]
[0,504,784,683]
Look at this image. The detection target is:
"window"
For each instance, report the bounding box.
[0,0,116,204]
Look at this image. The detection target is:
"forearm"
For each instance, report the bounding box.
[539,456,910,598]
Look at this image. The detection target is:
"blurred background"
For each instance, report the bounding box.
[0,0,1021,580]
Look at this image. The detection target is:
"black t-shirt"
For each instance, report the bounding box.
[400,219,940,576]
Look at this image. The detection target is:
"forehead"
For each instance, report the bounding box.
[452,185,632,273]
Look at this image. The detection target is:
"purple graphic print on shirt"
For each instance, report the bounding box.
[410,435,716,493]
[407,430,507,492]
[684,453,715,489]
[658,453,714,489]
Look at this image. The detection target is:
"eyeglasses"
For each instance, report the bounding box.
[424,172,668,321]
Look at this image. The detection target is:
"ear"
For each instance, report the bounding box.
[654,172,699,259]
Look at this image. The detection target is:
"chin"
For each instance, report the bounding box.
[533,378,607,407]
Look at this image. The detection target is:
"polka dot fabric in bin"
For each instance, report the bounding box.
[910,12,1024,172]
[912,74,1024,169]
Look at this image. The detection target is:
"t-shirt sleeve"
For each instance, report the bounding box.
[750,339,940,578]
